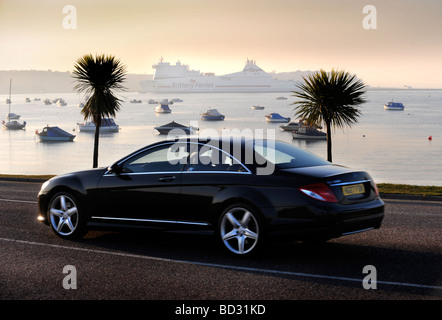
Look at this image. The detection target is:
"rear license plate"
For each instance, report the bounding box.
[342,183,365,196]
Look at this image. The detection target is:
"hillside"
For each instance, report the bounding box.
[0,70,151,94]
[0,70,317,94]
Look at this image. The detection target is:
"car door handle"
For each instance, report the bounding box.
[158,176,176,182]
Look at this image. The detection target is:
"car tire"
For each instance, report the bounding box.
[48,192,87,240]
[217,204,265,256]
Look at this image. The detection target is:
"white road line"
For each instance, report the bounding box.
[0,198,37,204]
[1,237,441,291]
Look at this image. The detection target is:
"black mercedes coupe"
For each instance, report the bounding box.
[37,137,384,256]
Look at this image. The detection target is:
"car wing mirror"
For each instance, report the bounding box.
[107,163,122,174]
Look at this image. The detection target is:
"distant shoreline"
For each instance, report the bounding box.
[1,70,441,94]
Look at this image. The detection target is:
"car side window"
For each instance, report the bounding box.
[121,143,188,173]
[184,144,247,172]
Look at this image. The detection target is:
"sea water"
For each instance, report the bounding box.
[0,89,441,186]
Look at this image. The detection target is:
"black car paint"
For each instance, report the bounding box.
[38,138,384,245]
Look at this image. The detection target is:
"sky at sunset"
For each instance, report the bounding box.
[0,0,441,88]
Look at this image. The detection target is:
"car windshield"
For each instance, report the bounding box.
[251,140,329,169]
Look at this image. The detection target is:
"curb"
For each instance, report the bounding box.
[380,193,442,202]
[0,177,49,183]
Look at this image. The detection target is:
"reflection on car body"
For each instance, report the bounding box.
[38,137,384,256]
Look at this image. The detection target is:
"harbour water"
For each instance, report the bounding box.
[1,89,441,186]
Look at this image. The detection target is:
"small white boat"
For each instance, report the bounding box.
[265,113,290,123]
[155,104,172,113]
[130,99,142,103]
[6,113,20,120]
[77,118,119,132]
[159,98,173,105]
[43,99,52,105]
[251,105,265,110]
[25,98,31,103]
[171,98,183,103]
[276,96,287,100]
[3,79,26,130]
[36,126,75,142]
[154,121,198,135]
[56,99,67,106]
[2,120,26,130]
[148,99,157,104]
[280,121,302,132]
[384,101,404,110]
[292,126,326,140]
[201,108,225,121]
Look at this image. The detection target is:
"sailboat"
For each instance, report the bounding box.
[2,79,26,130]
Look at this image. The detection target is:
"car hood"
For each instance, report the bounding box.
[42,167,108,194]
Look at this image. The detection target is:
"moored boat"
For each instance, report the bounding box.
[77,118,119,132]
[3,79,26,130]
[155,104,172,113]
[6,113,20,120]
[384,101,404,110]
[251,105,265,110]
[2,120,26,130]
[280,121,302,132]
[292,125,327,140]
[265,113,290,123]
[36,126,76,142]
[154,121,198,135]
[200,108,225,121]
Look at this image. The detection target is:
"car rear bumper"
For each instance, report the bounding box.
[267,199,385,240]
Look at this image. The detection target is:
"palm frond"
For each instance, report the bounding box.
[73,54,126,122]
[292,69,365,129]
[291,69,366,162]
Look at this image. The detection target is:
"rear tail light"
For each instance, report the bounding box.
[373,182,380,196]
[299,183,339,203]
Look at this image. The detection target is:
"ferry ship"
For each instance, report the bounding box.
[142,58,296,93]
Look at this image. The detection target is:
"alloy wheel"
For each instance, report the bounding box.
[219,206,260,255]
[49,193,80,237]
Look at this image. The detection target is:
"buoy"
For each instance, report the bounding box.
[428,135,432,141]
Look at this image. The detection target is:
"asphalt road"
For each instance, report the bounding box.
[0,180,441,308]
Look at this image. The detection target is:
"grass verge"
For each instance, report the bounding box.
[377,183,442,197]
[0,174,55,181]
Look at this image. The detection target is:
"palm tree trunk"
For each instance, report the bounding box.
[326,122,332,163]
[93,123,100,168]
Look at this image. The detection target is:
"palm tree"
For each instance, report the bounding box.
[73,54,126,168]
[292,69,366,162]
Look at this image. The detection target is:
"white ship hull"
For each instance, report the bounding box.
[145,59,296,93]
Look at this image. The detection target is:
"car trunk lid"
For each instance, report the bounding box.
[281,165,380,204]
